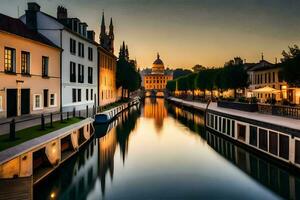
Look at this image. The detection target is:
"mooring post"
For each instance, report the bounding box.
[50,113,53,128]
[86,105,89,118]
[9,118,16,140]
[73,107,76,118]
[60,112,63,122]
[41,114,45,130]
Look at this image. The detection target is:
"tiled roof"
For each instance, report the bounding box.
[0,13,60,49]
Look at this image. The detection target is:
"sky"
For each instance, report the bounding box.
[1,0,300,69]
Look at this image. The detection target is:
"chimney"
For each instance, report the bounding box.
[25,2,40,30]
[87,30,95,41]
[57,6,68,19]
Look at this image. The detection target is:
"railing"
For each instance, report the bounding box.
[0,105,97,137]
[258,104,300,119]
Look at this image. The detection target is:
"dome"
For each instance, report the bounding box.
[152,53,165,74]
[153,54,164,65]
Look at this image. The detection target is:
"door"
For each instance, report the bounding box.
[43,89,48,108]
[21,89,30,115]
[6,89,17,118]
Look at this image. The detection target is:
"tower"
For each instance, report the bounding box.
[100,12,106,47]
[109,18,114,53]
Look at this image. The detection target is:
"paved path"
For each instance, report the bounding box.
[168,97,300,131]
[0,109,94,136]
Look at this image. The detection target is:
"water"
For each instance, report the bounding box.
[34,98,300,200]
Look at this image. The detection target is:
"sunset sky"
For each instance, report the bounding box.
[1,0,300,69]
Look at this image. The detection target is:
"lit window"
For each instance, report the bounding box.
[4,47,16,73]
[21,51,30,75]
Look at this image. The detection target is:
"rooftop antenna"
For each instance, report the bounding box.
[261,52,264,61]
[275,57,278,64]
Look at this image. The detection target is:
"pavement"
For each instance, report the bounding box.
[168,97,300,131]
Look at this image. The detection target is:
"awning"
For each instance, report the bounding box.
[252,86,281,93]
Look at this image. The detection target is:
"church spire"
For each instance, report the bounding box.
[157,52,160,59]
[101,12,106,35]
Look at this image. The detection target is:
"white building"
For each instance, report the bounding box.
[20,3,98,111]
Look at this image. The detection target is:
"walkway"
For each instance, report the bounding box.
[168,97,300,131]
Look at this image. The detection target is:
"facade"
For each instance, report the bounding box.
[246,59,288,103]
[143,54,173,91]
[98,47,117,106]
[0,13,61,118]
[98,13,118,106]
[20,3,98,112]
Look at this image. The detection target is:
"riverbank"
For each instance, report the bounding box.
[167,97,300,170]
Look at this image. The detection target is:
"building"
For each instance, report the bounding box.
[20,3,98,112]
[98,13,118,106]
[246,57,288,103]
[143,53,173,96]
[0,13,61,118]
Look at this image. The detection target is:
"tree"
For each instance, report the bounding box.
[192,64,206,73]
[117,43,141,99]
[281,45,300,87]
[172,68,193,79]
[186,73,197,99]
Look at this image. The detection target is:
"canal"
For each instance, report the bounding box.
[34,98,300,200]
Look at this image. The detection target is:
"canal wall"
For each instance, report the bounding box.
[166,97,300,170]
[0,118,94,183]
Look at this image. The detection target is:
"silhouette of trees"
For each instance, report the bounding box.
[281,45,300,87]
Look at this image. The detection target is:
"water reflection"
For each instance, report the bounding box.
[143,98,168,133]
[167,103,300,200]
[34,105,140,200]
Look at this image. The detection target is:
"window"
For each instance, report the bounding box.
[249,126,257,147]
[231,120,235,137]
[4,47,16,73]
[86,89,89,101]
[295,140,300,164]
[21,51,30,74]
[222,118,226,133]
[237,124,246,141]
[42,56,49,77]
[50,94,56,106]
[226,119,231,136]
[214,116,218,130]
[72,89,77,103]
[91,89,93,100]
[259,129,268,151]
[78,64,84,83]
[88,67,93,84]
[34,94,42,109]
[43,89,48,107]
[70,62,76,82]
[78,89,82,102]
[269,131,278,156]
[279,134,289,160]
[70,38,76,54]
[78,42,84,57]
[88,47,93,61]
[219,116,222,132]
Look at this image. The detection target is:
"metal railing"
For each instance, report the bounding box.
[0,105,97,138]
[258,104,300,119]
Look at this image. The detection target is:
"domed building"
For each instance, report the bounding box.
[143,53,173,96]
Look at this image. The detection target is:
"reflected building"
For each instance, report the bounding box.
[98,125,118,195]
[143,98,168,132]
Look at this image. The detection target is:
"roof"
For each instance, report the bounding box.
[39,12,99,46]
[247,60,278,72]
[153,53,164,65]
[0,13,60,49]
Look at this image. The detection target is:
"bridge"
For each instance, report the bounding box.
[145,89,165,98]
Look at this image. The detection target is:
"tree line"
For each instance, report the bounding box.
[167,60,248,99]
[167,45,300,99]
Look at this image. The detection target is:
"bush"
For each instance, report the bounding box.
[266,98,276,105]
[238,97,248,103]
[250,97,258,104]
